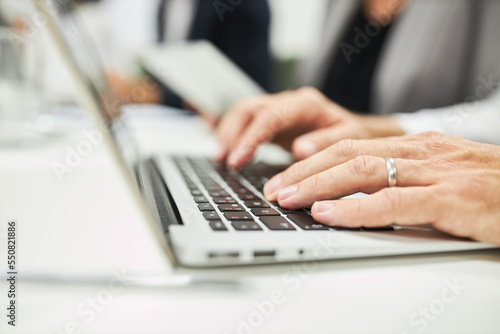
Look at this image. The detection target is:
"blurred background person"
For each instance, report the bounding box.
[0,8,5,26]
[301,0,500,115]
[106,0,272,108]
[155,0,272,108]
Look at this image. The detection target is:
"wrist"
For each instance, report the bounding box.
[358,115,406,138]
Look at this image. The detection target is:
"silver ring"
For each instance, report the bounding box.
[385,158,397,187]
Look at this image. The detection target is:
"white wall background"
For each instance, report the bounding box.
[269,0,328,59]
[0,0,328,61]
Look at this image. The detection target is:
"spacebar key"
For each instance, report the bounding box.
[224,212,254,221]
[287,214,330,230]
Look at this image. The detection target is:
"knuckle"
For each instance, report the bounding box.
[421,132,455,152]
[296,86,317,95]
[420,131,444,139]
[349,155,377,178]
[427,158,457,172]
[230,98,260,116]
[228,101,248,114]
[423,138,446,153]
[351,199,363,222]
[380,188,403,213]
[296,86,324,101]
[285,162,305,182]
[334,139,357,158]
[308,174,323,193]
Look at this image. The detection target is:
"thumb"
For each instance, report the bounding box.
[292,126,351,160]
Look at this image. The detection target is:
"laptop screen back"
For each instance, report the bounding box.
[34,0,140,184]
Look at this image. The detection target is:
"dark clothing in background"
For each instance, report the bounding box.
[0,11,5,26]
[156,0,272,108]
[322,7,392,114]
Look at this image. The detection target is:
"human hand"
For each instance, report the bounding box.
[105,71,161,105]
[263,132,500,245]
[215,87,403,169]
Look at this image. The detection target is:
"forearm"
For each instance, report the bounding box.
[358,114,405,138]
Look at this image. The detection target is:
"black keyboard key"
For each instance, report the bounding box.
[184,179,196,186]
[200,180,219,187]
[259,216,296,230]
[251,208,280,216]
[228,181,244,189]
[253,184,265,192]
[209,221,228,231]
[194,196,208,203]
[238,193,258,200]
[214,197,237,204]
[332,226,362,231]
[287,214,329,231]
[218,204,245,212]
[224,212,254,221]
[234,187,251,195]
[244,200,270,208]
[209,190,230,197]
[362,226,394,231]
[198,203,215,211]
[191,189,203,196]
[277,207,307,214]
[203,212,221,221]
[232,221,263,231]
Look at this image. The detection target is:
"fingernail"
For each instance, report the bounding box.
[278,185,298,202]
[296,140,318,157]
[229,145,253,168]
[227,150,242,168]
[313,202,334,214]
[264,175,282,199]
[215,147,226,161]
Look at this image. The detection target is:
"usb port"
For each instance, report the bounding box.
[253,250,276,258]
[208,251,239,259]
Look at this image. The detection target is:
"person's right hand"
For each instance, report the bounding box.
[105,71,161,105]
[263,132,500,245]
[215,87,403,169]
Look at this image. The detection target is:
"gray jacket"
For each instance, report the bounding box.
[301,0,500,115]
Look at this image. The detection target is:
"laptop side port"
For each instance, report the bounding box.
[253,250,276,258]
[208,251,240,259]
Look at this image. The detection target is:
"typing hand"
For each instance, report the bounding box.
[263,132,500,245]
[215,87,403,169]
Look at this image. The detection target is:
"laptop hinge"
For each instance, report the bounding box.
[144,159,184,233]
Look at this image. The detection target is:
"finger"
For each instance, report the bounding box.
[226,101,308,168]
[226,111,277,169]
[311,186,441,227]
[264,139,425,201]
[383,131,445,142]
[276,156,437,209]
[215,104,257,161]
[291,126,354,160]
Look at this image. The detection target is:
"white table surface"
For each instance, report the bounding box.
[1,105,500,334]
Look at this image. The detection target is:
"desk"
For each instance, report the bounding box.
[1,106,500,334]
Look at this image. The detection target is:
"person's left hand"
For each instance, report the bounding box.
[215,87,404,169]
[263,132,500,245]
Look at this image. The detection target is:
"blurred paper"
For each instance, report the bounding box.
[139,40,265,115]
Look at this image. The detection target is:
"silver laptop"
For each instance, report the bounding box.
[34,0,496,268]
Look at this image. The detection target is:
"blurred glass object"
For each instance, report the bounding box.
[0,26,50,146]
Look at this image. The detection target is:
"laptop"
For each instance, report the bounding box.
[34,0,497,268]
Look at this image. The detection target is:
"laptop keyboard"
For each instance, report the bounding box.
[172,157,394,233]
